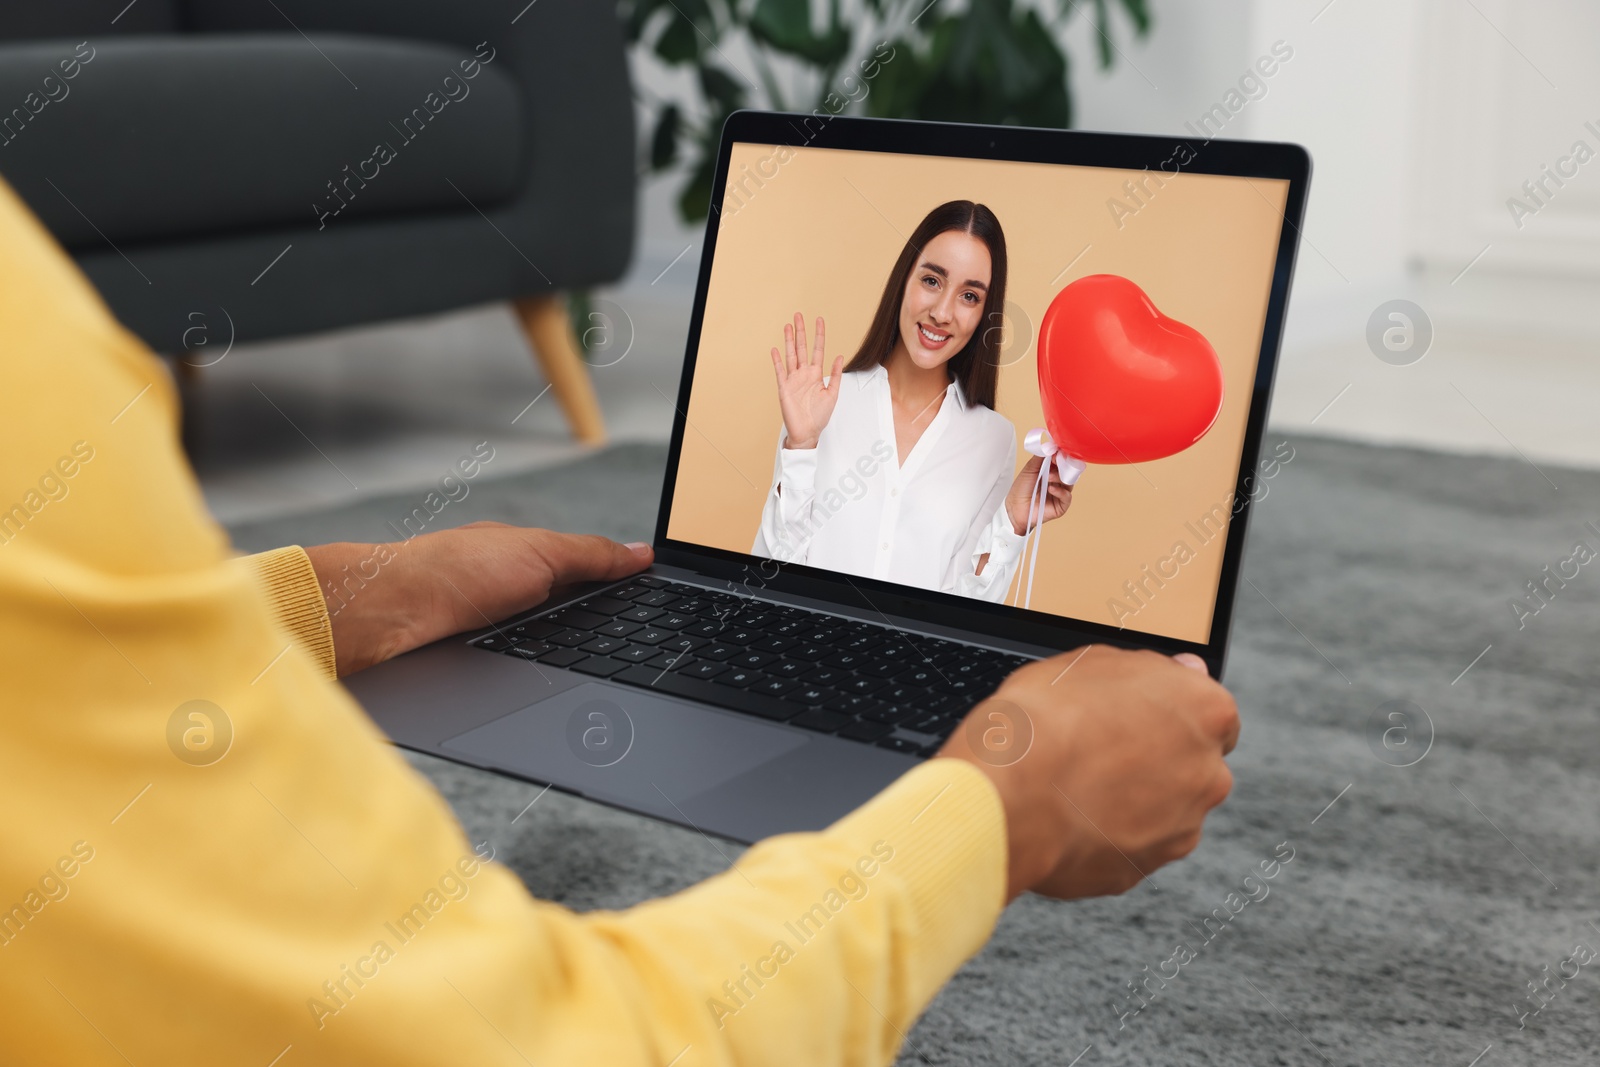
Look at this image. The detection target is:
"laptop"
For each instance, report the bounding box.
[346,111,1310,844]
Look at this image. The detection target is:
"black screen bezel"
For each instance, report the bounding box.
[650,110,1311,676]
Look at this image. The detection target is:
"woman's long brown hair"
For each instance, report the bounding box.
[843,200,1007,410]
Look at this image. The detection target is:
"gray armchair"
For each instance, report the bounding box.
[0,0,636,443]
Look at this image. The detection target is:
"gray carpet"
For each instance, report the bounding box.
[228,437,1600,1066]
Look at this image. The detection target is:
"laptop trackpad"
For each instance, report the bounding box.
[440,682,807,808]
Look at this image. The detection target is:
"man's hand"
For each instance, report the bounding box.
[937,646,1238,903]
[303,523,653,676]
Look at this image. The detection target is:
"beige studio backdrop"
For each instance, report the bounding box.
[666,143,1289,644]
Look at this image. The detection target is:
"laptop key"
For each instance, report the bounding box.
[840,675,888,695]
[508,620,561,641]
[792,686,834,705]
[918,692,964,714]
[580,635,629,655]
[629,627,672,645]
[473,634,520,651]
[541,607,610,630]
[505,642,555,661]
[876,737,923,754]
[837,696,887,718]
[838,720,894,742]
[635,576,670,588]
[647,651,694,670]
[729,650,776,670]
[548,628,594,648]
[879,684,930,706]
[619,606,665,624]
[634,590,680,608]
[791,710,850,733]
[861,704,916,724]
[769,659,808,678]
[608,665,801,722]
[753,635,796,653]
[577,595,633,616]
[608,583,652,600]
[824,650,873,670]
[716,667,767,688]
[684,620,727,638]
[593,620,642,638]
[949,659,992,678]
[679,660,729,680]
[788,644,829,662]
[907,711,957,734]
[537,647,589,668]
[804,666,846,686]
[841,631,887,652]
[696,643,739,661]
[659,635,707,654]
[612,644,658,663]
[751,677,800,697]
[571,656,628,678]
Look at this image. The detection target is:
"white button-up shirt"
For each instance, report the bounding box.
[752,366,1028,602]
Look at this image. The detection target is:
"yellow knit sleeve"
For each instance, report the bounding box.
[234,545,337,680]
[554,757,1008,1065]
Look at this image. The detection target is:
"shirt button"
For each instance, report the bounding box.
[890,488,899,497]
[880,542,889,551]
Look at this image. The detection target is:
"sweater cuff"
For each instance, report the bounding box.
[827,758,1007,1000]
[235,546,337,680]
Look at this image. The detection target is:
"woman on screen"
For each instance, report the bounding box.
[752,200,1073,603]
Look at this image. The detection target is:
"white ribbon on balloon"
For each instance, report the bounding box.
[1012,428,1086,610]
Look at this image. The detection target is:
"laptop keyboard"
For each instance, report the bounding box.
[469,576,1032,756]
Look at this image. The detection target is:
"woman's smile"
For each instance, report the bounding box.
[916,322,953,350]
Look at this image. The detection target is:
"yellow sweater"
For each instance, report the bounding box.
[0,179,1006,1065]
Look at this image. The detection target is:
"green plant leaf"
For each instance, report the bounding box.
[649,103,681,170]
[1092,0,1113,68]
[619,0,673,44]
[749,0,851,65]
[698,64,747,112]
[1118,0,1152,33]
[637,0,1151,224]
[655,14,701,64]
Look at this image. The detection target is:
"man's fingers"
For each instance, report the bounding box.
[1173,653,1207,673]
[535,532,653,585]
[1208,762,1234,809]
[1217,701,1241,755]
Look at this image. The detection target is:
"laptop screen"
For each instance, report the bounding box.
[663,139,1292,646]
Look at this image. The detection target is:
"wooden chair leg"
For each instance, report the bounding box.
[512,293,607,446]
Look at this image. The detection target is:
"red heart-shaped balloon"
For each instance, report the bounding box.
[1036,274,1224,465]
